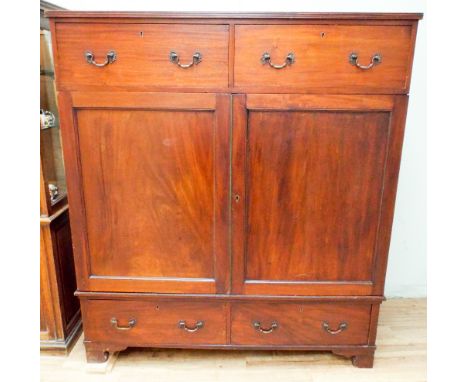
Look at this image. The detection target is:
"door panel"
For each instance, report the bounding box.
[246,111,389,282]
[58,92,230,293]
[232,94,408,296]
[78,109,215,279]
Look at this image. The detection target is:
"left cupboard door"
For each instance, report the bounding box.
[58,92,230,294]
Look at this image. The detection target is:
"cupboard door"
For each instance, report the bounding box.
[58,92,230,294]
[232,94,408,296]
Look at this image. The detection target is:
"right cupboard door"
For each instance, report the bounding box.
[232,94,408,296]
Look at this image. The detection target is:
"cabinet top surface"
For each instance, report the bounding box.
[46,11,423,21]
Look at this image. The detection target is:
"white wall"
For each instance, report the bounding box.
[52,0,427,297]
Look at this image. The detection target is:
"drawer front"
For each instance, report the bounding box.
[82,299,228,345]
[54,23,229,89]
[234,25,414,92]
[231,303,371,345]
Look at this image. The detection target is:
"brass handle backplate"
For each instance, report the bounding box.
[252,320,279,334]
[322,321,348,335]
[178,320,204,332]
[261,52,295,69]
[349,52,382,70]
[169,51,202,68]
[110,317,137,331]
[84,50,117,67]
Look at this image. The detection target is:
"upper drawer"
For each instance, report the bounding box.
[54,23,229,89]
[234,25,414,93]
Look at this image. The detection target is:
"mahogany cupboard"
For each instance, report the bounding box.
[47,12,422,367]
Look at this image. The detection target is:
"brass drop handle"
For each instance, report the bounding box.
[84,50,117,67]
[322,321,348,335]
[110,317,137,331]
[252,320,279,334]
[169,51,202,68]
[178,320,204,332]
[261,52,295,69]
[349,52,382,70]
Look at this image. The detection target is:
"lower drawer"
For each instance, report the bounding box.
[231,302,371,345]
[82,299,228,345]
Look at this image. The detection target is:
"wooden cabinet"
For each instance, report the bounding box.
[40,210,81,352]
[47,11,422,367]
[40,1,81,352]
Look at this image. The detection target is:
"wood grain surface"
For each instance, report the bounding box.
[54,23,229,89]
[58,92,230,294]
[81,299,228,345]
[231,94,405,297]
[231,302,371,345]
[234,25,413,93]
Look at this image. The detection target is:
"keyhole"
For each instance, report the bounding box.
[234,194,240,203]
[320,32,326,38]
[140,31,144,37]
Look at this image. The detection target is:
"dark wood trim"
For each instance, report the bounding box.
[71,92,217,109]
[46,11,423,20]
[56,84,415,96]
[57,91,90,290]
[405,22,420,93]
[75,291,385,303]
[242,282,374,296]
[40,205,69,224]
[228,23,235,88]
[371,96,409,295]
[40,315,82,354]
[231,94,247,294]
[226,302,232,344]
[214,94,231,294]
[367,304,381,346]
[48,19,422,28]
[83,340,375,352]
[246,94,395,110]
